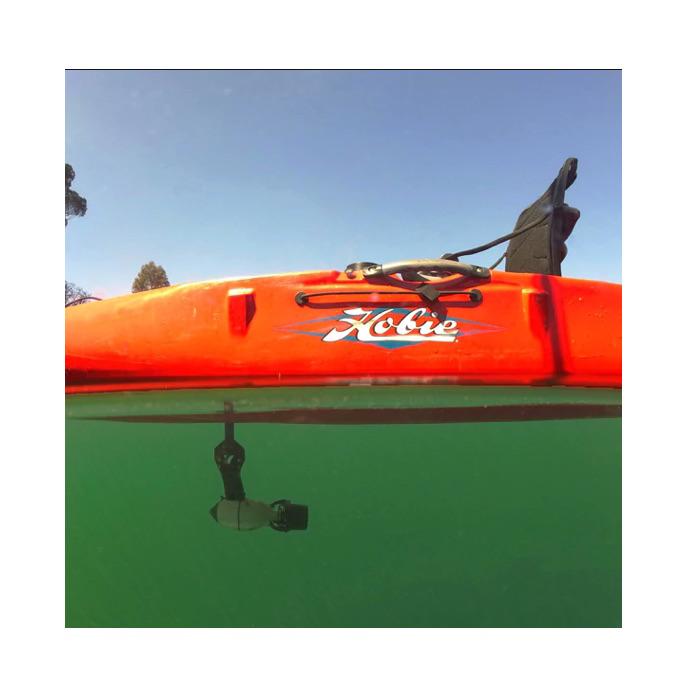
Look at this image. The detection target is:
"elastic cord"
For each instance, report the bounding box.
[442,214,548,260]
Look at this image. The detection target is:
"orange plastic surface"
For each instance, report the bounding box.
[65,269,621,394]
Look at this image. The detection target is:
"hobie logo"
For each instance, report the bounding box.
[279,307,504,349]
[323,307,458,344]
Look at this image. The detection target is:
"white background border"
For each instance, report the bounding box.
[3,1,699,698]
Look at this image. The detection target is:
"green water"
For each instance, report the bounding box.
[66,387,621,627]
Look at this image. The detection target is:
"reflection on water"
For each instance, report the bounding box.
[66,387,621,627]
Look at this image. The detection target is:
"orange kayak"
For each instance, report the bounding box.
[65,265,621,394]
[65,159,621,395]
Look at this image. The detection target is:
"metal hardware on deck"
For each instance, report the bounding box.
[361,258,490,281]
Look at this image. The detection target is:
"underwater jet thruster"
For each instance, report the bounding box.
[209,404,309,532]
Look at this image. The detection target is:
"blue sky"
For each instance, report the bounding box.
[65,70,620,297]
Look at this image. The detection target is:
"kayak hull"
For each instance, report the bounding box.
[65,269,621,394]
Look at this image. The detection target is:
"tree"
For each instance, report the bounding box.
[65,164,92,304]
[132,261,170,293]
[65,163,87,225]
[65,281,90,306]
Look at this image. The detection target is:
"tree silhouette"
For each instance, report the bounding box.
[65,164,92,304]
[65,164,87,225]
[65,281,90,306]
[132,261,170,293]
